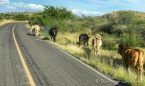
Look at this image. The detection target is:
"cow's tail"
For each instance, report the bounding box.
[91,39,95,49]
[137,50,144,67]
[137,50,141,68]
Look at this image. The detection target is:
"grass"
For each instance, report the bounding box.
[0,19,16,26]
[1,20,144,85]
[42,32,145,86]
[0,19,28,26]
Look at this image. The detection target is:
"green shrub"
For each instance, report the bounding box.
[99,32,118,50]
[111,25,128,35]
[118,31,142,47]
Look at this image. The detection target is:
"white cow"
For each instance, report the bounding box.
[92,34,102,56]
[30,25,40,36]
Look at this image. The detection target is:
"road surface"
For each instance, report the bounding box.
[0,23,120,86]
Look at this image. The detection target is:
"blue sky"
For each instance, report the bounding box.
[0,0,145,16]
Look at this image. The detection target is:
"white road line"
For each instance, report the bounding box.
[48,42,118,85]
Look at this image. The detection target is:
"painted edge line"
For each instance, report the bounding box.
[12,24,36,86]
[48,42,118,85]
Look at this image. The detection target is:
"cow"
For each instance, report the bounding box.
[49,28,58,42]
[92,34,102,56]
[78,34,90,47]
[118,44,144,81]
[31,25,40,36]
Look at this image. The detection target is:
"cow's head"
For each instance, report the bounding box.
[118,44,129,55]
[118,44,124,55]
[95,34,101,39]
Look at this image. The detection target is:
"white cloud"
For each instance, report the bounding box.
[0,0,10,5]
[27,4,44,10]
[71,9,104,16]
[1,0,145,15]
[13,2,44,11]
[0,0,15,10]
[6,5,16,9]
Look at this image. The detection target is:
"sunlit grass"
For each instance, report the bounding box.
[0,19,16,26]
[45,32,145,86]
[0,19,28,26]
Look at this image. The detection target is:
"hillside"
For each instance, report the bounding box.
[102,10,145,19]
[1,9,145,48]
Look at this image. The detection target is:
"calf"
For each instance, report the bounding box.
[31,25,40,36]
[92,34,102,56]
[49,28,58,42]
[118,44,144,81]
[78,34,90,47]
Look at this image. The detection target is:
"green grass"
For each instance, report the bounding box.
[42,32,145,86]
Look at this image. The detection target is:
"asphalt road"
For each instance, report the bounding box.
[0,23,120,86]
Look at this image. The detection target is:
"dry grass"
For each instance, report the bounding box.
[45,32,145,86]
[0,19,16,26]
[0,19,28,26]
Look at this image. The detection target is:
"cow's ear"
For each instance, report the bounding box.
[118,44,123,48]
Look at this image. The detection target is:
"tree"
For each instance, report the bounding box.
[43,5,74,20]
[117,11,135,25]
[14,13,27,21]
[119,31,142,47]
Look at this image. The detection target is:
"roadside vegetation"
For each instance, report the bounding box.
[1,5,145,86]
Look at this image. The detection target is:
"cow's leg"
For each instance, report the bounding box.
[30,29,32,35]
[35,30,37,36]
[135,65,142,81]
[84,42,88,47]
[31,28,34,35]
[87,42,89,46]
[31,29,33,35]
[134,55,143,81]
[125,64,130,75]
[53,37,56,42]
[83,43,86,47]
[36,30,38,36]
[34,30,36,36]
[50,36,52,41]
[139,54,144,81]
[32,31,34,36]
[77,42,80,47]
[139,67,143,81]
[94,48,97,57]
[137,64,143,81]
[94,48,99,57]
[79,42,82,47]
[31,31,32,35]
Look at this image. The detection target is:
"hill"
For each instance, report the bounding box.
[1,9,145,48]
[102,10,145,19]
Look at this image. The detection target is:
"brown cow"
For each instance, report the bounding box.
[118,44,144,81]
[92,34,102,56]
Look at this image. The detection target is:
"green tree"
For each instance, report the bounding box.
[117,11,135,25]
[14,13,27,21]
[119,31,142,47]
[43,5,74,20]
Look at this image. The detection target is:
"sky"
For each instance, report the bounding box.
[0,0,145,16]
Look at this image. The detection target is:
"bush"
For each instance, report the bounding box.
[111,25,128,35]
[43,5,74,20]
[118,31,142,47]
[14,13,28,21]
[99,32,118,50]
